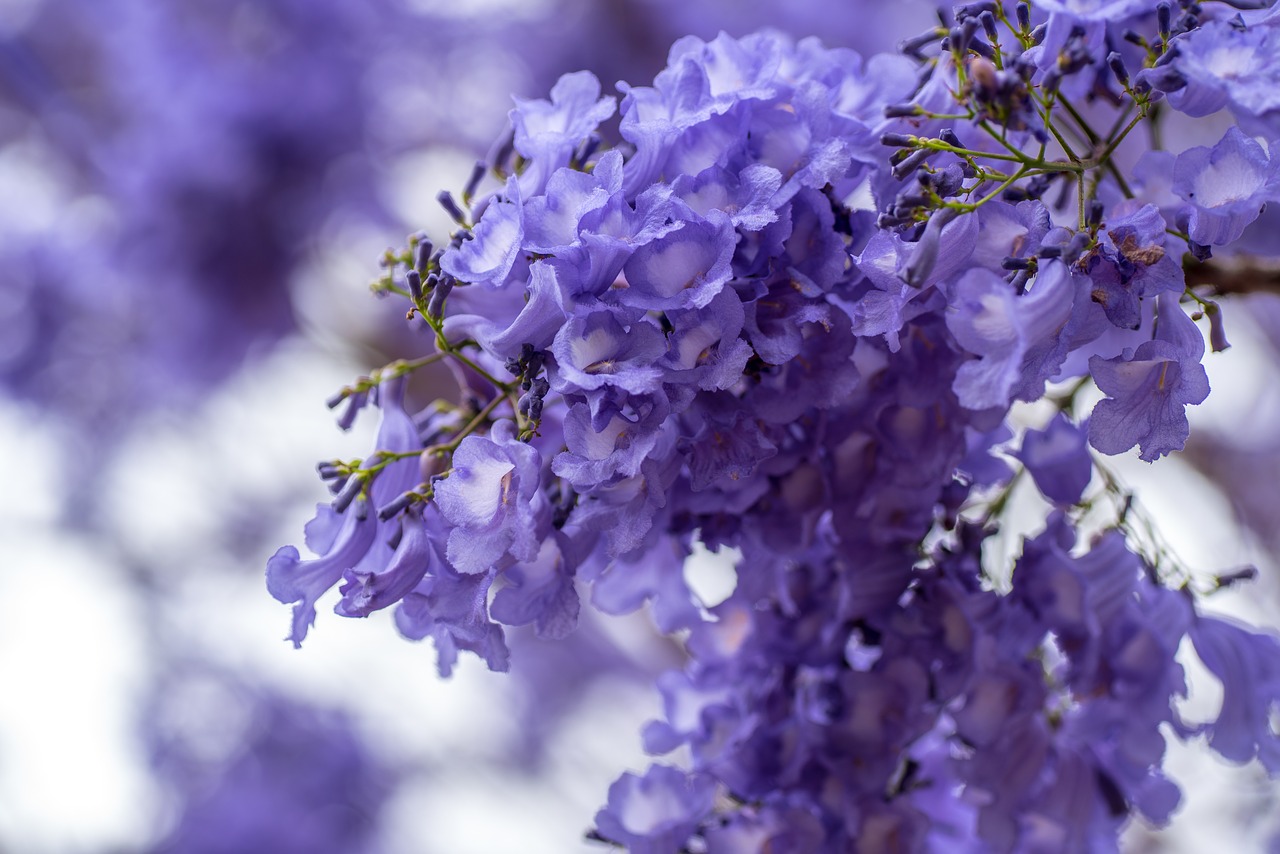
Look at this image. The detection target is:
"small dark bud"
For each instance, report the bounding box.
[488,128,516,171]
[336,390,369,431]
[1029,23,1047,45]
[331,476,364,514]
[940,128,963,147]
[1107,51,1129,86]
[878,213,916,229]
[406,269,423,304]
[1008,268,1032,294]
[1041,66,1062,95]
[1088,200,1105,229]
[1205,301,1230,352]
[413,239,434,274]
[957,18,979,54]
[1123,29,1147,47]
[1213,565,1257,588]
[900,28,944,59]
[1157,2,1172,39]
[969,39,996,60]
[1015,1,1031,30]
[437,191,468,226]
[427,276,455,319]
[462,161,486,205]
[884,103,923,118]
[881,132,918,147]
[1189,240,1213,261]
[1065,231,1091,263]
[1001,256,1032,270]
[892,149,931,180]
[980,11,998,41]
[378,491,417,522]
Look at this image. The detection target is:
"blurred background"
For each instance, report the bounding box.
[3,0,1280,851]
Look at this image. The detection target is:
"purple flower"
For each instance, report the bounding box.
[268,380,420,646]
[946,266,1075,411]
[489,534,581,640]
[1017,413,1093,506]
[510,71,617,196]
[433,421,547,575]
[551,308,667,396]
[1088,293,1210,461]
[593,764,716,854]
[395,567,510,677]
[1164,19,1280,135]
[1173,126,1280,247]
[617,209,737,311]
[439,178,525,286]
[1190,615,1280,772]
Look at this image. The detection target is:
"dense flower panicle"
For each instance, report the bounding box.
[271,4,1280,851]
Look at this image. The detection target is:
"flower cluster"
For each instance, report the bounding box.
[271,3,1280,849]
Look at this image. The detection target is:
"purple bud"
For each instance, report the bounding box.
[427,276,454,319]
[970,39,996,60]
[487,127,516,171]
[884,103,922,118]
[437,190,468,226]
[1065,231,1091,264]
[881,132,918,147]
[332,476,364,514]
[1205,302,1230,351]
[1107,52,1129,87]
[1015,1,1031,30]
[1157,2,1172,39]
[336,391,368,431]
[406,269,423,304]
[377,491,417,521]
[413,238,434,274]
[1088,200,1105,229]
[462,161,486,205]
[980,11,998,41]
[901,28,944,59]
[1042,66,1062,95]
[892,148,932,180]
